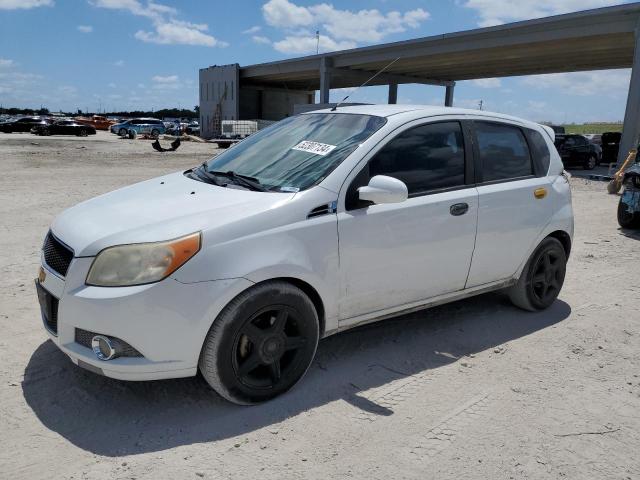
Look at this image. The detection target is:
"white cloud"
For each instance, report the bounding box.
[472,77,501,88]
[463,0,625,27]
[92,0,227,47]
[0,0,53,9]
[151,74,181,89]
[108,82,117,88]
[252,35,271,45]
[114,59,125,66]
[262,0,429,53]
[521,70,631,96]
[274,35,356,54]
[243,25,261,34]
[77,25,93,33]
[0,58,14,68]
[263,0,313,27]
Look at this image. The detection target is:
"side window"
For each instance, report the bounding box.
[525,129,551,175]
[475,122,533,182]
[368,121,466,196]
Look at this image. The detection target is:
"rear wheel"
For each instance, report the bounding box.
[508,237,567,311]
[199,281,319,405]
[584,155,597,170]
[78,128,88,137]
[617,196,640,229]
[151,128,160,138]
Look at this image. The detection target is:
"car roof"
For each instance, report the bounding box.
[304,104,541,128]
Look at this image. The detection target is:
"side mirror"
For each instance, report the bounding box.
[358,175,408,205]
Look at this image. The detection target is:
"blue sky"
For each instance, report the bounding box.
[0,0,634,123]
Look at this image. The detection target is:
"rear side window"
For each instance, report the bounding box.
[475,122,533,182]
[525,129,551,175]
[368,121,465,195]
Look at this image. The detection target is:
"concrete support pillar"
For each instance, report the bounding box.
[618,22,640,166]
[388,83,398,104]
[445,83,455,107]
[319,57,332,104]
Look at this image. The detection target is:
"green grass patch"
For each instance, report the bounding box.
[562,123,623,134]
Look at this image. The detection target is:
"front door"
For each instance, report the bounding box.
[337,120,478,321]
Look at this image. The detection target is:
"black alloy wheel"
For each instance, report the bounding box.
[530,248,564,306]
[508,237,567,311]
[79,128,88,137]
[199,281,319,405]
[233,306,308,389]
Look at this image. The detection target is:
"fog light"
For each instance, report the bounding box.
[92,335,116,361]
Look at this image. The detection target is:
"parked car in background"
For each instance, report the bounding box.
[37,105,573,405]
[583,133,602,146]
[601,131,622,164]
[110,118,165,137]
[32,120,96,137]
[75,115,116,131]
[554,134,600,169]
[0,116,50,133]
[186,121,200,135]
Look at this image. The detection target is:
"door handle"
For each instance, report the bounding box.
[450,203,469,216]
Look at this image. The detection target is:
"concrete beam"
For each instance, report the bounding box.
[388,83,398,104]
[445,83,455,107]
[618,20,640,166]
[319,57,332,104]
[329,66,453,87]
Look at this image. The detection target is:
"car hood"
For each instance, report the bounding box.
[51,171,295,256]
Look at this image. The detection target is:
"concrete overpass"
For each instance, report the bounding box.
[200,3,640,164]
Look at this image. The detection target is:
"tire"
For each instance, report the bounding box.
[78,128,88,137]
[151,128,160,138]
[41,128,50,136]
[584,155,597,170]
[199,281,319,405]
[508,237,567,312]
[617,196,640,229]
[118,128,127,136]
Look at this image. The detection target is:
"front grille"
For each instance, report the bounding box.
[75,328,143,358]
[48,297,59,334]
[43,231,73,277]
[36,281,58,335]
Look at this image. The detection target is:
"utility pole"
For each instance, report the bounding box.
[478,100,483,111]
[316,30,320,54]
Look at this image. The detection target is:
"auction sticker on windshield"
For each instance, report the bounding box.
[292,140,336,156]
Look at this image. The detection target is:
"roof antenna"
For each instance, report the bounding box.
[331,56,401,111]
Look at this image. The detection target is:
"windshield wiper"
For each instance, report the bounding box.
[208,170,269,192]
[192,166,225,186]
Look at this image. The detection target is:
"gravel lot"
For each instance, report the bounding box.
[1,131,639,479]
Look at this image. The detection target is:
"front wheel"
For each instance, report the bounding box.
[118,128,127,136]
[151,128,160,138]
[199,281,319,405]
[618,195,640,229]
[508,237,567,311]
[584,155,597,170]
[78,128,88,137]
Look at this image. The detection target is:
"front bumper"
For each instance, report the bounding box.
[37,255,253,381]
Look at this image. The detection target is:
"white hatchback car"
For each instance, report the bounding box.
[36,105,573,404]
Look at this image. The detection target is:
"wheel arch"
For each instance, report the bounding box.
[237,277,326,338]
[547,230,572,258]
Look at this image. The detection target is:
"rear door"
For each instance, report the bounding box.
[337,119,478,320]
[465,121,553,287]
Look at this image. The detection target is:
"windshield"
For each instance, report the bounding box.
[203,113,386,191]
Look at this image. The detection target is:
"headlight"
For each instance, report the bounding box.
[86,232,201,287]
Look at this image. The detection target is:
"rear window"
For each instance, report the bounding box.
[475,122,533,182]
[525,129,551,175]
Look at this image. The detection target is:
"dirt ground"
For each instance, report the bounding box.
[1,131,639,480]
